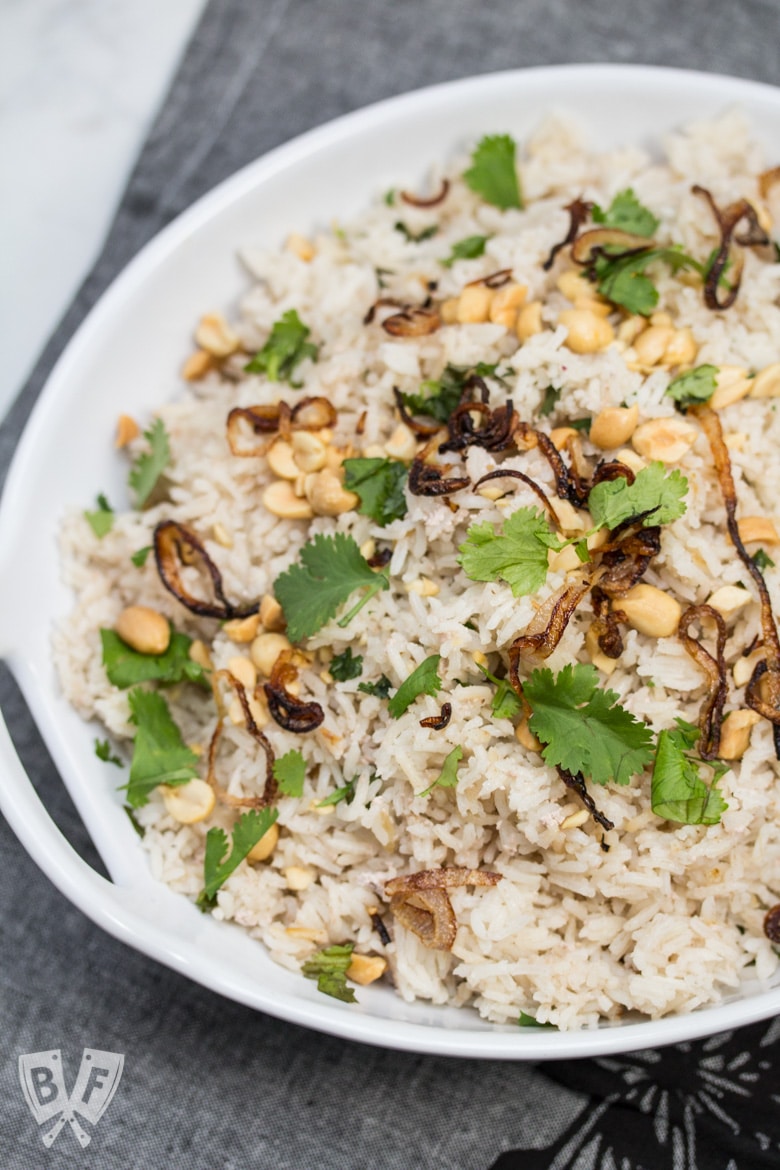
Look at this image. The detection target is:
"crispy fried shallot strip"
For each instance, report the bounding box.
[508,575,594,686]
[419,702,452,730]
[597,524,662,598]
[571,227,657,270]
[439,399,516,455]
[692,185,769,310]
[385,868,501,952]
[465,268,513,289]
[154,520,258,619]
[408,435,470,497]
[392,386,442,438]
[542,197,594,271]
[264,651,324,733]
[226,397,336,456]
[515,422,591,507]
[382,306,441,337]
[758,167,780,200]
[400,178,450,208]
[557,768,615,832]
[207,670,277,808]
[474,468,559,525]
[678,604,728,759]
[692,404,780,757]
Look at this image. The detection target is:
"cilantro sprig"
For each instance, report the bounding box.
[84,493,114,538]
[244,309,318,387]
[273,749,306,797]
[129,419,171,508]
[329,647,363,681]
[273,534,390,642]
[458,506,562,597]
[651,720,728,825]
[357,674,393,699]
[101,628,209,690]
[387,655,442,719]
[131,545,152,568]
[464,135,523,210]
[592,246,700,316]
[665,365,719,409]
[418,745,463,797]
[441,234,490,267]
[523,664,654,787]
[197,808,279,910]
[476,662,523,720]
[394,221,438,244]
[124,688,200,808]
[95,738,123,767]
[301,943,356,1003]
[343,457,408,527]
[588,462,689,531]
[592,189,659,238]
[400,363,499,426]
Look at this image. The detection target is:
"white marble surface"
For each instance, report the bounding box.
[0,0,207,418]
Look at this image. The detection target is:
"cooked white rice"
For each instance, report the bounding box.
[55,110,780,1029]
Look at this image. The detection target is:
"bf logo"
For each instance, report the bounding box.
[19,1049,124,1147]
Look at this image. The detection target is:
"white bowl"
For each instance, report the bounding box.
[1,64,779,1059]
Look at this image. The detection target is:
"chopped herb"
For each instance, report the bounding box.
[476,662,523,720]
[272,749,306,797]
[518,1011,557,1029]
[419,745,463,796]
[666,364,719,408]
[441,234,490,267]
[124,805,145,838]
[394,221,438,244]
[197,807,279,910]
[592,189,659,238]
[588,461,688,531]
[131,545,152,568]
[569,417,592,432]
[244,309,318,387]
[100,628,209,690]
[458,506,561,598]
[316,776,358,807]
[84,493,114,538]
[753,548,776,571]
[651,722,728,825]
[301,943,356,1003]
[593,245,700,316]
[538,386,561,417]
[128,418,171,508]
[273,533,390,642]
[387,655,442,719]
[400,363,499,425]
[384,189,396,206]
[357,674,393,699]
[329,647,364,682]
[523,664,655,787]
[94,737,122,767]
[343,457,408,526]
[124,688,200,809]
[463,134,523,210]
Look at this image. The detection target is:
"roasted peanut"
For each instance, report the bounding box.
[247,821,280,862]
[260,594,286,632]
[262,480,314,519]
[619,584,682,637]
[718,709,761,761]
[737,516,780,545]
[251,632,292,676]
[631,417,697,464]
[589,404,639,450]
[195,312,240,358]
[115,605,170,656]
[161,779,215,825]
[559,308,614,354]
[223,613,262,643]
[347,954,388,985]
[115,414,140,448]
[516,301,543,341]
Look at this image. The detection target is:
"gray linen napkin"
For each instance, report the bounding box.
[1,2,778,1167]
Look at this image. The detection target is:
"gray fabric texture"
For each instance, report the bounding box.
[1,1,778,1166]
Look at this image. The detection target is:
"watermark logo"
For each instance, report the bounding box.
[18,1049,124,1148]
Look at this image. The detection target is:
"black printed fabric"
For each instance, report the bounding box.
[492,1018,780,1170]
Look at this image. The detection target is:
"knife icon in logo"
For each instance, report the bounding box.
[19,1048,124,1147]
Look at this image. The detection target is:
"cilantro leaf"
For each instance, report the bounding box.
[197,807,279,910]
[538,386,561,417]
[458,506,561,597]
[419,745,463,796]
[357,674,393,699]
[441,234,490,267]
[128,419,171,508]
[317,776,358,807]
[588,461,688,531]
[273,533,390,642]
[273,749,306,797]
[124,688,200,808]
[592,189,659,238]
[94,737,123,767]
[244,310,318,386]
[329,647,364,681]
[394,221,438,243]
[569,417,592,432]
[124,805,145,837]
[594,246,700,316]
[476,662,523,720]
[518,1011,557,1029]
[651,728,728,825]
[131,545,152,568]
[753,548,775,571]
[343,457,408,527]
[523,664,654,786]
[387,654,442,718]
[301,943,357,1003]
[84,493,114,538]
[665,365,719,408]
[101,628,209,690]
[463,134,522,210]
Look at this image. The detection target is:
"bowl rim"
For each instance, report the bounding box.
[2,62,780,1059]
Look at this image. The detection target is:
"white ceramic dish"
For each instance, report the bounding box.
[1,64,779,1059]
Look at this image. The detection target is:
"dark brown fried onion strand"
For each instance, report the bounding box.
[153,520,259,619]
[542,197,594,271]
[678,604,728,759]
[692,185,770,310]
[264,652,324,734]
[419,703,452,730]
[385,868,502,952]
[207,670,277,807]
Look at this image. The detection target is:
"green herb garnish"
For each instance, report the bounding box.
[100,628,208,690]
[592,189,658,238]
[274,533,390,642]
[523,664,654,787]
[94,737,122,767]
[273,749,306,798]
[518,1011,557,1029]
[753,548,776,571]
[301,943,356,1003]
[651,721,728,825]
[329,647,364,682]
[197,808,279,910]
[244,309,318,386]
[538,386,561,417]
[588,462,688,530]
[476,662,523,720]
[665,364,719,408]
[593,246,700,316]
[357,675,393,699]
[128,419,171,508]
[464,134,522,210]
[124,688,200,809]
[343,457,408,527]
[124,805,145,838]
[84,493,114,538]
[387,655,442,719]
[441,234,490,267]
[569,417,592,432]
[458,506,561,597]
[394,221,438,244]
[418,745,463,796]
[316,777,358,807]
[131,545,152,568]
